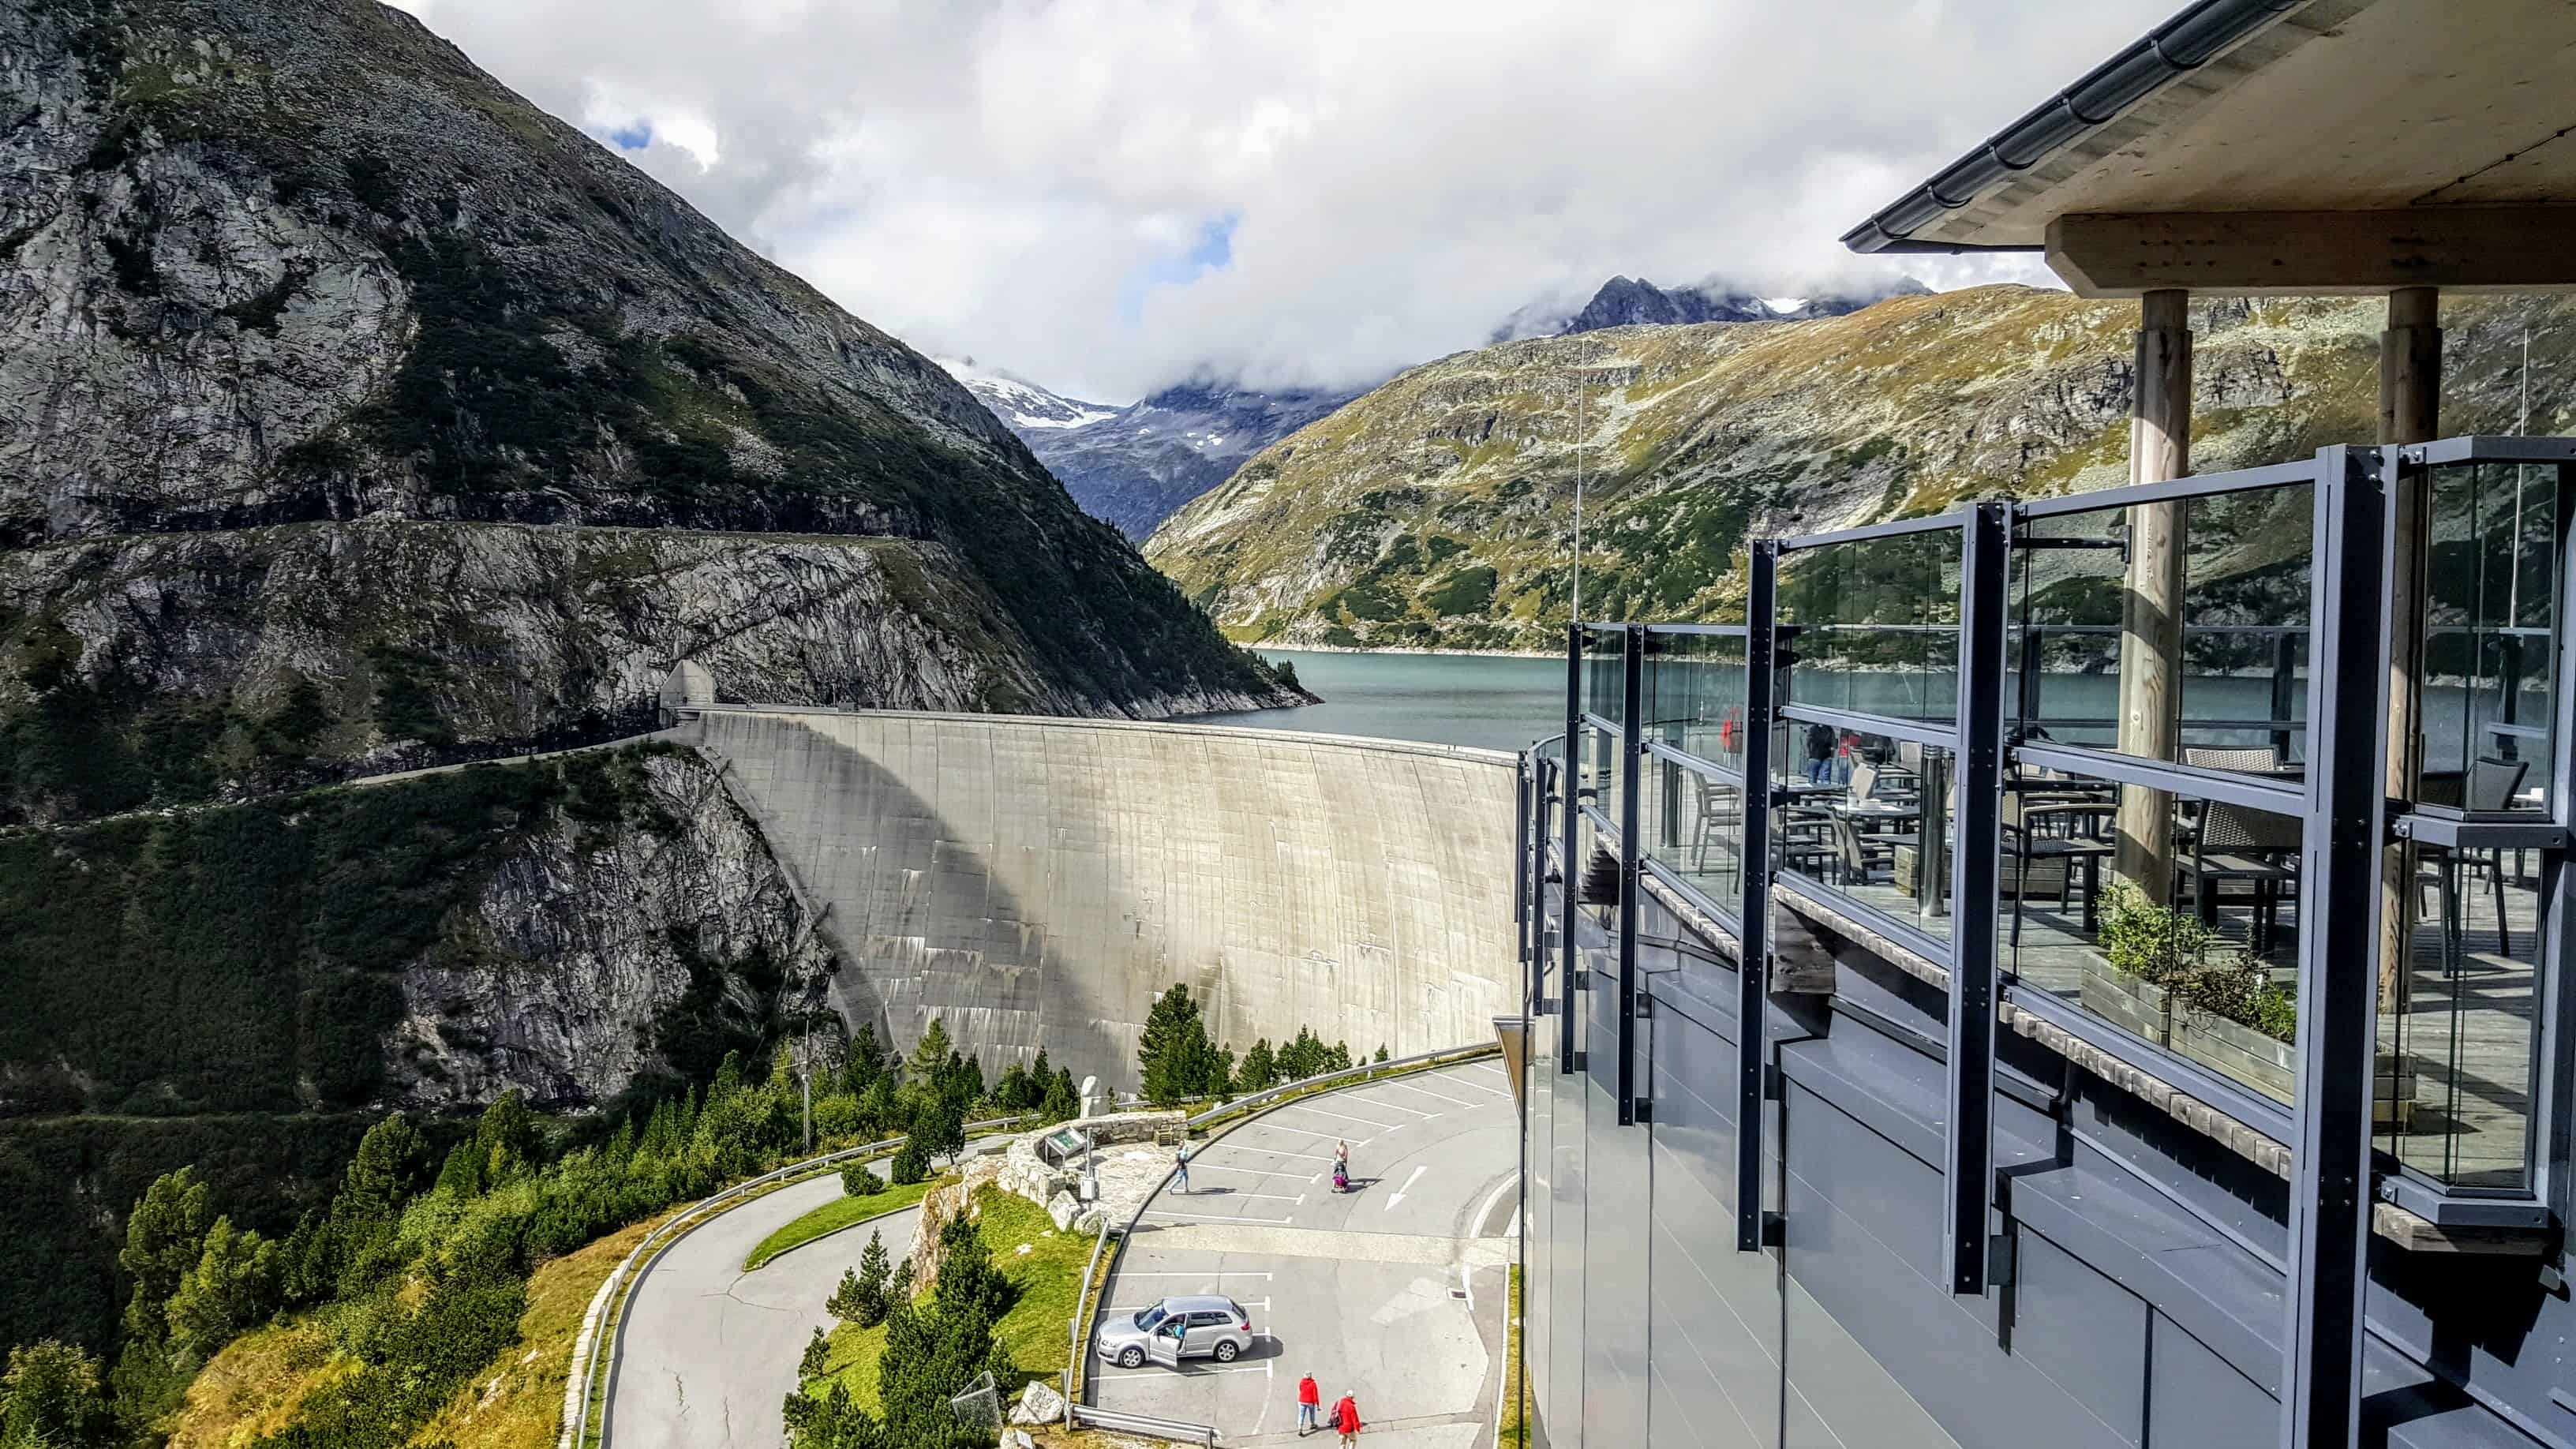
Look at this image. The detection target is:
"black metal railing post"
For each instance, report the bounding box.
[1531,754,1555,1030]
[1945,503,2009,1296]
[1619,623,1646,1126]
[1736,542,1778,1251]
[1563,625,1583,1070]
[2282,444,2388,1449]
[2271,631,2300,761]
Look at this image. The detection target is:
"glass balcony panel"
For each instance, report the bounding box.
[2001,777,2301,1106]
[2415,459,2559,814]
[1777,728,1956,942]
[1583,626,1627,727]
[1642,756,1745,918]
[1642,631,1750,770]
[2009,486,2313,773]
[2377,840,2544,1193]
[1778,530,1962,724]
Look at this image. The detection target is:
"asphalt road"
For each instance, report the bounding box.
[605,1159,923,1449]
[1091,1061,1521,1447]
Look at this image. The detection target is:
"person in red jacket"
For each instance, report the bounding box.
[1296,1373,1320,1435]
[1334,1391,1363,1444]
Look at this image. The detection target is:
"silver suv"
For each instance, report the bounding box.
[1095,1295,1256,1369]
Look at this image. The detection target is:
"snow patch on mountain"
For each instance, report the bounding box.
[937,358,1120,431]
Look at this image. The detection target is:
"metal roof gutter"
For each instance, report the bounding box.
[1840,0,2305,254]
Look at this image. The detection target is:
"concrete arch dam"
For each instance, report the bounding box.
[676,707,1518,1091]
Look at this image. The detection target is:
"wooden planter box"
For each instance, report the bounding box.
[2078,964,2171,1049]
[2173,1008,2417,1125]
[2174,1006,2294,1106]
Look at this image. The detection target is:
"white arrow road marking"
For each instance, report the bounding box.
[1387,1163,1429,1209]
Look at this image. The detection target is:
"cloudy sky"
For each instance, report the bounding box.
[391,0,2179,404]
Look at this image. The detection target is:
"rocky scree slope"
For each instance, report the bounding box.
[0,0,1295,826]
[1148,285,2576,651]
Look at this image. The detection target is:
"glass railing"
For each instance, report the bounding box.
[1531,440,2572,1207]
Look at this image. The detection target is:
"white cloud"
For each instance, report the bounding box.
[402,0,2178,402]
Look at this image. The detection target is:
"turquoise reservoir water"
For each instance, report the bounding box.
[1187,650,1564,754]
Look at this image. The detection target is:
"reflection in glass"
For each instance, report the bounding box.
[1777,530,1961,722]
[2417,460,2558,814]
[1642,631,1750,769]
[2379,844,2541,1191]
[1642,758,1744,915]
[1774,728,1955,942]
[1583,626,1627,727]
[2002,779,2301,1105]
[2008,488,2312,768]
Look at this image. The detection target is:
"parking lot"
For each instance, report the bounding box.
[1090,1061,1519,1446]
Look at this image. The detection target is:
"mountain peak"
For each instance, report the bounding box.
[1493,274,1931,342]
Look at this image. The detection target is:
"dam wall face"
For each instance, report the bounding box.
[683,708,1518,1091]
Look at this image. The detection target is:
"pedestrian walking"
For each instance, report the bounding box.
[1296,1373,1320,1434]
[1333,1391,1363,1444]
[1174,1140,1192,1194]
[1335,1138,1350,1170]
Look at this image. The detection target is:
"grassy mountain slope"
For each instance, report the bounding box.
[1147,286,2576,649]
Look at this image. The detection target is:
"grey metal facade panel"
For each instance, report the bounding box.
[2013,1228,2149,1444]
[1652,1015,1783,1447]
[1781,1081,2129,1449]
[1582,987,1649,1443]
[2151,1318,2279,1449]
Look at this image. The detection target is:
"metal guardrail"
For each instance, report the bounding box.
[1061,1217,1114,1424]
[1069,1402,1219,1443]
[1183,1041,1503,1131]
[564,1113,1031,1449]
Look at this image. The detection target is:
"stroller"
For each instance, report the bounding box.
[1332,1160,1350,1193]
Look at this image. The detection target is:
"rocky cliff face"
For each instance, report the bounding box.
[388,748,832,1109]
[1148,286,2576,650]
[0,0,1294,824]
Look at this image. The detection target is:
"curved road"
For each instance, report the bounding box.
[605,1163,924,1449]
[1093,1061,1520,1447]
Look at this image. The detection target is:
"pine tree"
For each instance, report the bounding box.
[118,1169,212,1346]
[844,1022,886,1097]
[798,1325,830,1382]
[886,1136,930,1185]
[826,1267,867,1324]
[165,1218,283,1363]
[904,1018,953,1087]
[1136,984,1203,1087]
[1041,1068,1080,1123]
[994,1064,1032,1111]
[1,1341,112,1449]
[1239,1039,1276,1092]
[1376,1043,1391,1063]
[852,1230,891,1328]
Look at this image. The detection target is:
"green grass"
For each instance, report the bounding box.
[743,1174,938,1271]
[1499,1263,1526,1447]
[810,1185,1095,1410]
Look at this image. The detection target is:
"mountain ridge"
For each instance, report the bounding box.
[1147,286,2576,651]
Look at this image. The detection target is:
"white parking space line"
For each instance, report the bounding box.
[1143,1209,1297,1225]
[1383,1080,1480,1110]
[1110,1297,1271,1311]
[1245,1121,1375,1148]
[1445,1073,1514,1098]
[1346,1093,1438,1118]
[1178,1189,1305,1202]
[1204,1144,1341,1163]
[1188,1163,1307,1178]
[1095,1363,1274,1382]
[1117,1271,1275,1279]
[1276,1105,1404,1131]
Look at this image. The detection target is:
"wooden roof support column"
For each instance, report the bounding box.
[2377,287,2441,1013]
[2114,289,2192,898]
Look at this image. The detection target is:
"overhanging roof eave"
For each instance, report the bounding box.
[1841,0,2306,255]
